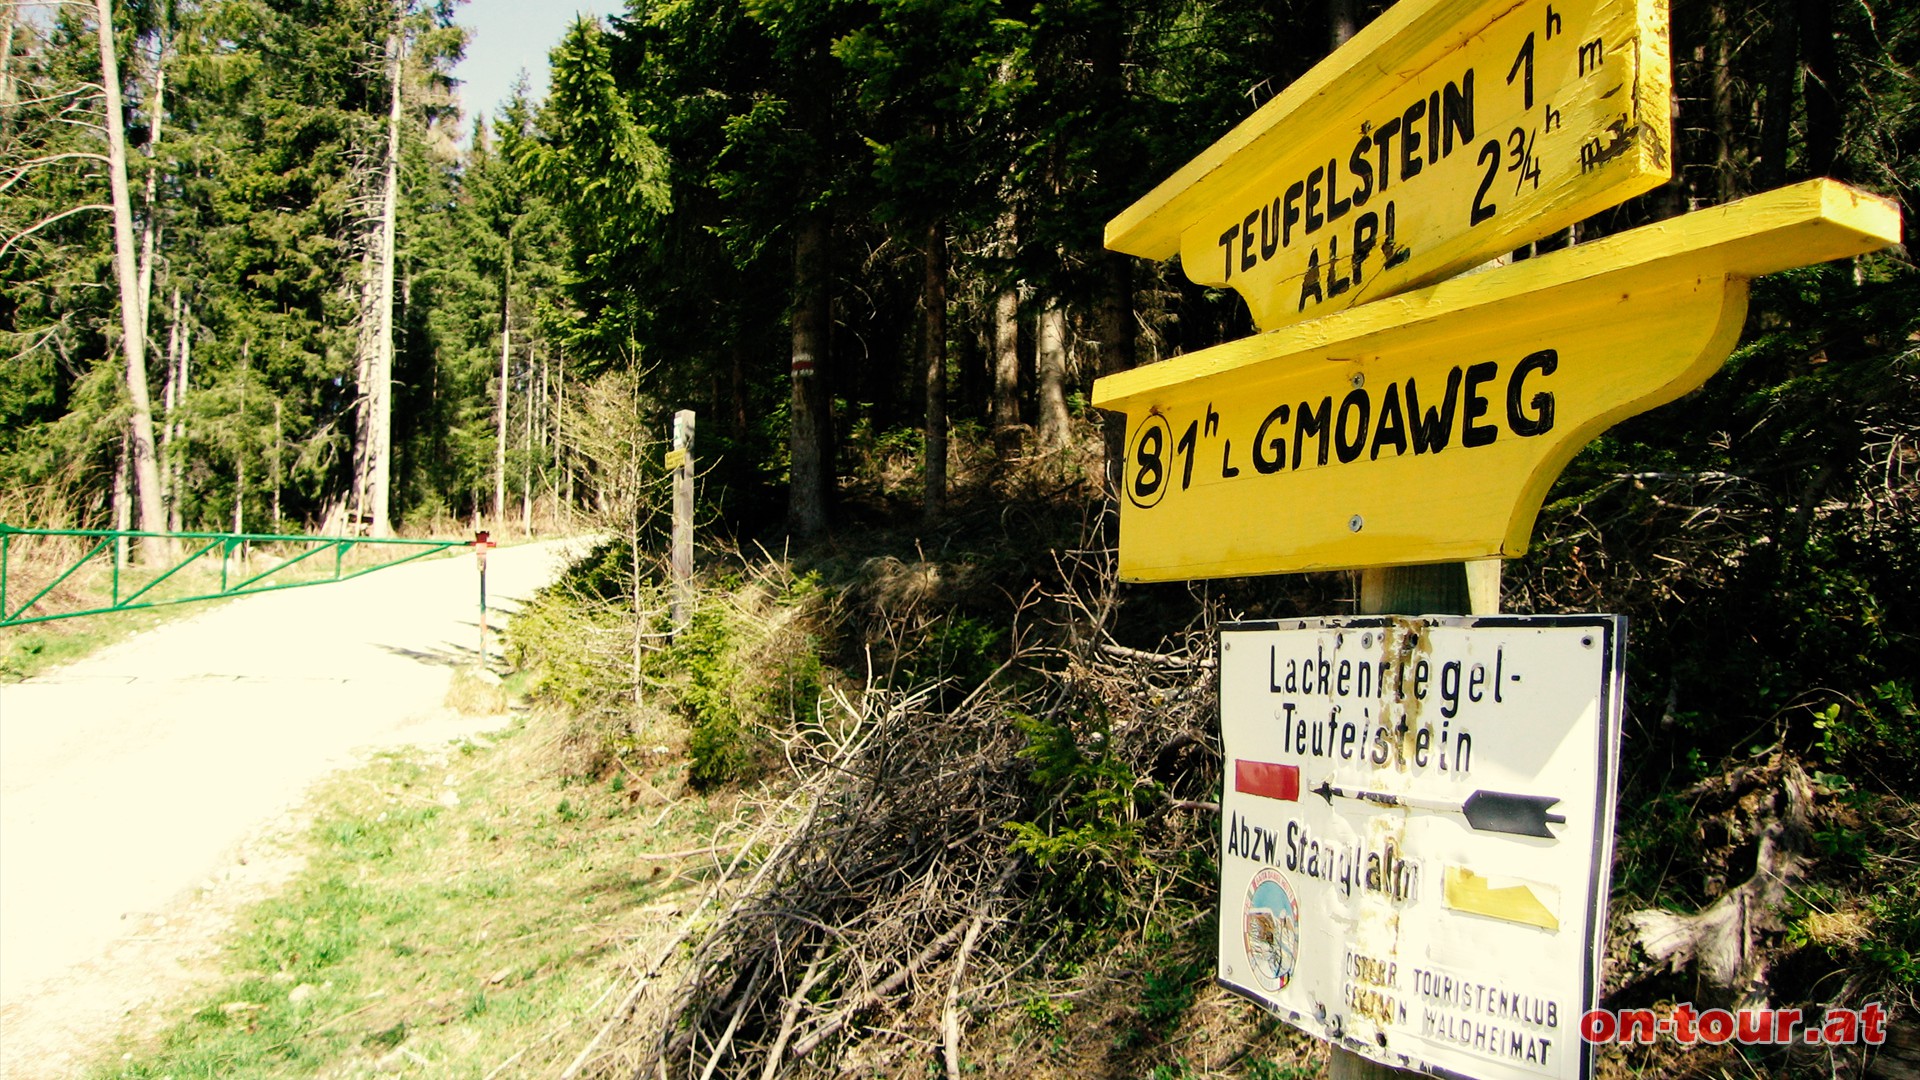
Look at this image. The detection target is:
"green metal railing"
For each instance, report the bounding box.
[0,525,475,629]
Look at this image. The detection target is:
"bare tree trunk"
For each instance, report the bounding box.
[1799,0,1839,178]
[1757,0,1797,188]
[367,19,401,537]
[96,0,168,558]
[1035,301,1070,450]
[522,344,534,535]
[991,286,1020,460]
[494,260,510,524]
[1,4,18,138]
[1327,0,1359,50]
[346,242,376,533]
[233,344,248,535]
[170,307,188,532]
[536,351,550,520]
[1089,14,1137,501]
[272,400,282,531]
[1709,0,1737,202]
[113,437,130,570]
[558,352,573,514]
[787,38,833,541]
[159,289,180,517]
[923,220,947,521]
[1093,254,1134,496]
[543,354,560,517]
[537,352,548,452]
[136,41,164,343]
[729,339,748,438]
[788,208,831,539]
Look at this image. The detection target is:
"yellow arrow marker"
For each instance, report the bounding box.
[1443,866,1561,931]
[1105,0,1670,332]
[1092,180,1899,582]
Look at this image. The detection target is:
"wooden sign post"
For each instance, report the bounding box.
[1089,0,1902,1076]
[472,529,495,665]
[668,410,695,635]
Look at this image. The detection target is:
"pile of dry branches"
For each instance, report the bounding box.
[562,546,1223,1080]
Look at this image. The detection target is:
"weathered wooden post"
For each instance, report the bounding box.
[1087,0,1899,1076]
[668,410,695,635]
[1330,563,1485,1080]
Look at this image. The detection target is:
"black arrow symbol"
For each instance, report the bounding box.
[1312,781,1567,839]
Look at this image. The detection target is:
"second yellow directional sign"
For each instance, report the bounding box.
[1106,0,1671,332]
[1092,181,1900,582]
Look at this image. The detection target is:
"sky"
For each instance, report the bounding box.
[451,0,630,135]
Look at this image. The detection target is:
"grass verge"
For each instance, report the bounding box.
[89,712,717,1079]
[0,599,211,680]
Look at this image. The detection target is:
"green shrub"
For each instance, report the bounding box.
[1004,710,1154,929]
[663,574,831,789]
[672,604,756,788]
[1814,681,1919,777]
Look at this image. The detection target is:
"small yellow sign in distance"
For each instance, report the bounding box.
[663,448,689,472]
[1092,181,1900,582]
[1105,0,1671,333]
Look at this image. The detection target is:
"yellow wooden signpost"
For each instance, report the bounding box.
[1094,180,1900,581]
[1093,0,1901,1077]
[1105,0,1672,332]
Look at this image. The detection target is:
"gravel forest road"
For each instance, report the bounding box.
[0,536,592,1078]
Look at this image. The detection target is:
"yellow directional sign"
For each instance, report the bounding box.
[1092,181,1900,581]
[1444,867,1561,931]
[1105,0,1671,332]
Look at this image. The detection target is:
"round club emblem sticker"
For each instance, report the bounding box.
[1243,868,1300,993]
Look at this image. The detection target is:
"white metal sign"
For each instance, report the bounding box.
[1217,615,1624,1080]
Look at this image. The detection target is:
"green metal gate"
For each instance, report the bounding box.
[0,525,475,629]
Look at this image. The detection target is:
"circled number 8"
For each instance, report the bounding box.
[1126,415,1173,509]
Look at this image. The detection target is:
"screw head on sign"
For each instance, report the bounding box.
[1348,515,1364,532]
[1350,372,1365,389]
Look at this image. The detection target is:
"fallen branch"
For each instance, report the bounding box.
[696,957,768,1080]
[758,949,831,1080]
[1097,641,1215,668]
[942,911,988,1080]
[784,920,972,1061]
